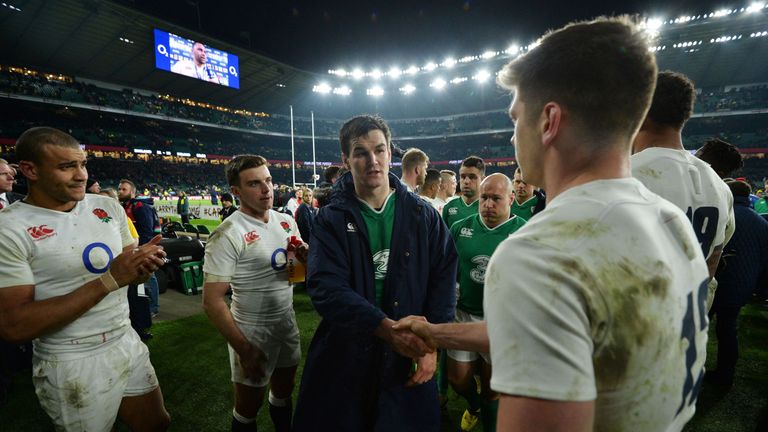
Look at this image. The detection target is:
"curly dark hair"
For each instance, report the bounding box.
[646,71,696,129]
[695,138,743,178]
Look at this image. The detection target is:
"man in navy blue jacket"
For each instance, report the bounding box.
[709,180,768,387]
[294,115,458,431]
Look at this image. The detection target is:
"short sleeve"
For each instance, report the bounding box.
[0,225,35,288]
[484,239,597,401]
[203,227,241,278]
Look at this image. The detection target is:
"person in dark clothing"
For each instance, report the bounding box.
[219,192,238,221]
[118,179,159,339]
[709,180,768,387]
[293,115,457,432]
[294,187,317,246]
[177,191,190,225]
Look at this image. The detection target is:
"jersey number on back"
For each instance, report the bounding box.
[676,278,709,416]
[685,206,720,256]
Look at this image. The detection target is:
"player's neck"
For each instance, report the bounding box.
[24,188,78,212]
[461,195,477,205]
[543,148,630,202]
[240,205,269,223]
[355,184,392,209]
[515,195,531,205]
[635,129,684,152]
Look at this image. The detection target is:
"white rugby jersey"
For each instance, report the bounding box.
[204,209,301,324]
[0,195,134,360]
[631,147,735,259]
[485,178,709,432]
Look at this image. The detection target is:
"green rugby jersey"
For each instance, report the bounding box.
[358,191,396,307]
[510,195,538,221]
[450,213,526,316]
[442,197,479,229]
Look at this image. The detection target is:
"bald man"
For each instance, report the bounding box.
[446,173,526,432]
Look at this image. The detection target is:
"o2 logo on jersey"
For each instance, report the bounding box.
[82,242,114,274]
[372,250,390,280]
[271,248,288,271]
[469,255,490,284]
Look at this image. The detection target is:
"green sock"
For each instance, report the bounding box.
[480,399,499,432]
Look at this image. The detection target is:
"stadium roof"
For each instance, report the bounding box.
[0,0,320,113]
[2,0,768,118]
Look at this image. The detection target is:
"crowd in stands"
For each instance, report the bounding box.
[3,66,768,140]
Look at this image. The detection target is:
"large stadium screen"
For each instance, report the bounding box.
[154,29,240,89]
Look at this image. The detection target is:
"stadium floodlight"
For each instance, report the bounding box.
[430,78,447,90]
[443,57,457,68]
[333,86,351,96]
[747,3,765,13]
[505,44,520,55]
[351,68,365,80]
[388,67,402,78]
[450,77,468,84]
[459,55,475,63]
[481,50,497,59]
[405,65,420,75]
[370,69,382,80]
[473,70,491,83]
[366,86,385,96]
[400,84,416,95]
[714,9,730,17]
[313,83,332,94]
[335,68,348,77]
[424,62,438,71]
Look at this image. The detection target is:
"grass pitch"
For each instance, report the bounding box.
[2,292,766,431]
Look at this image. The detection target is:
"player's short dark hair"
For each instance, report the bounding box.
[423,169,442,190]
[119,179,136,193]
[16,127,81,164]
[339,115,391,157]
[221,192,234,203]
[324,165,342,183]
[726,180,751,197]
[498,16,657,146]
[695,139,743,178]
[645,71,696,130]
[313,186,333,208]
[226,155,269,186]
[461,156,485,175]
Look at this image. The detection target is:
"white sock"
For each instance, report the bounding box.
[268,391,290,407]
[232,408,257,424]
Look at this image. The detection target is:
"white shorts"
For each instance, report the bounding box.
[447,309,491,364]
[31,330,159,432]
[229,309,301,388]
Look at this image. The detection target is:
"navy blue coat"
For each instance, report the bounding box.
[714,195,768,307]
[294,172,457,432]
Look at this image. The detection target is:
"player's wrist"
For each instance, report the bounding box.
[99,269,120,293]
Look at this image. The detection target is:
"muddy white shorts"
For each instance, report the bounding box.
[31,330,158,432]
[447,309,491,364]
[229,309,301,388]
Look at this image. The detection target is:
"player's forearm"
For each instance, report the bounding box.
[431,321,489,352]
[202,295,251,354]
[0,279,110,343]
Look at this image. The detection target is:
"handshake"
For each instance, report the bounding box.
[376,315,489,387]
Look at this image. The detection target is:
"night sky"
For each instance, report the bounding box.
[119,0,735,72]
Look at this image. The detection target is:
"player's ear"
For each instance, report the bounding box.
[18,160,38,181]
[540,102,562,148]
[341,153,350,170]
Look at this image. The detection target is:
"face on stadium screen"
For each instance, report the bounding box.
[34,145,88,205]
[343,130,391,193]
[234,165,274,217]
